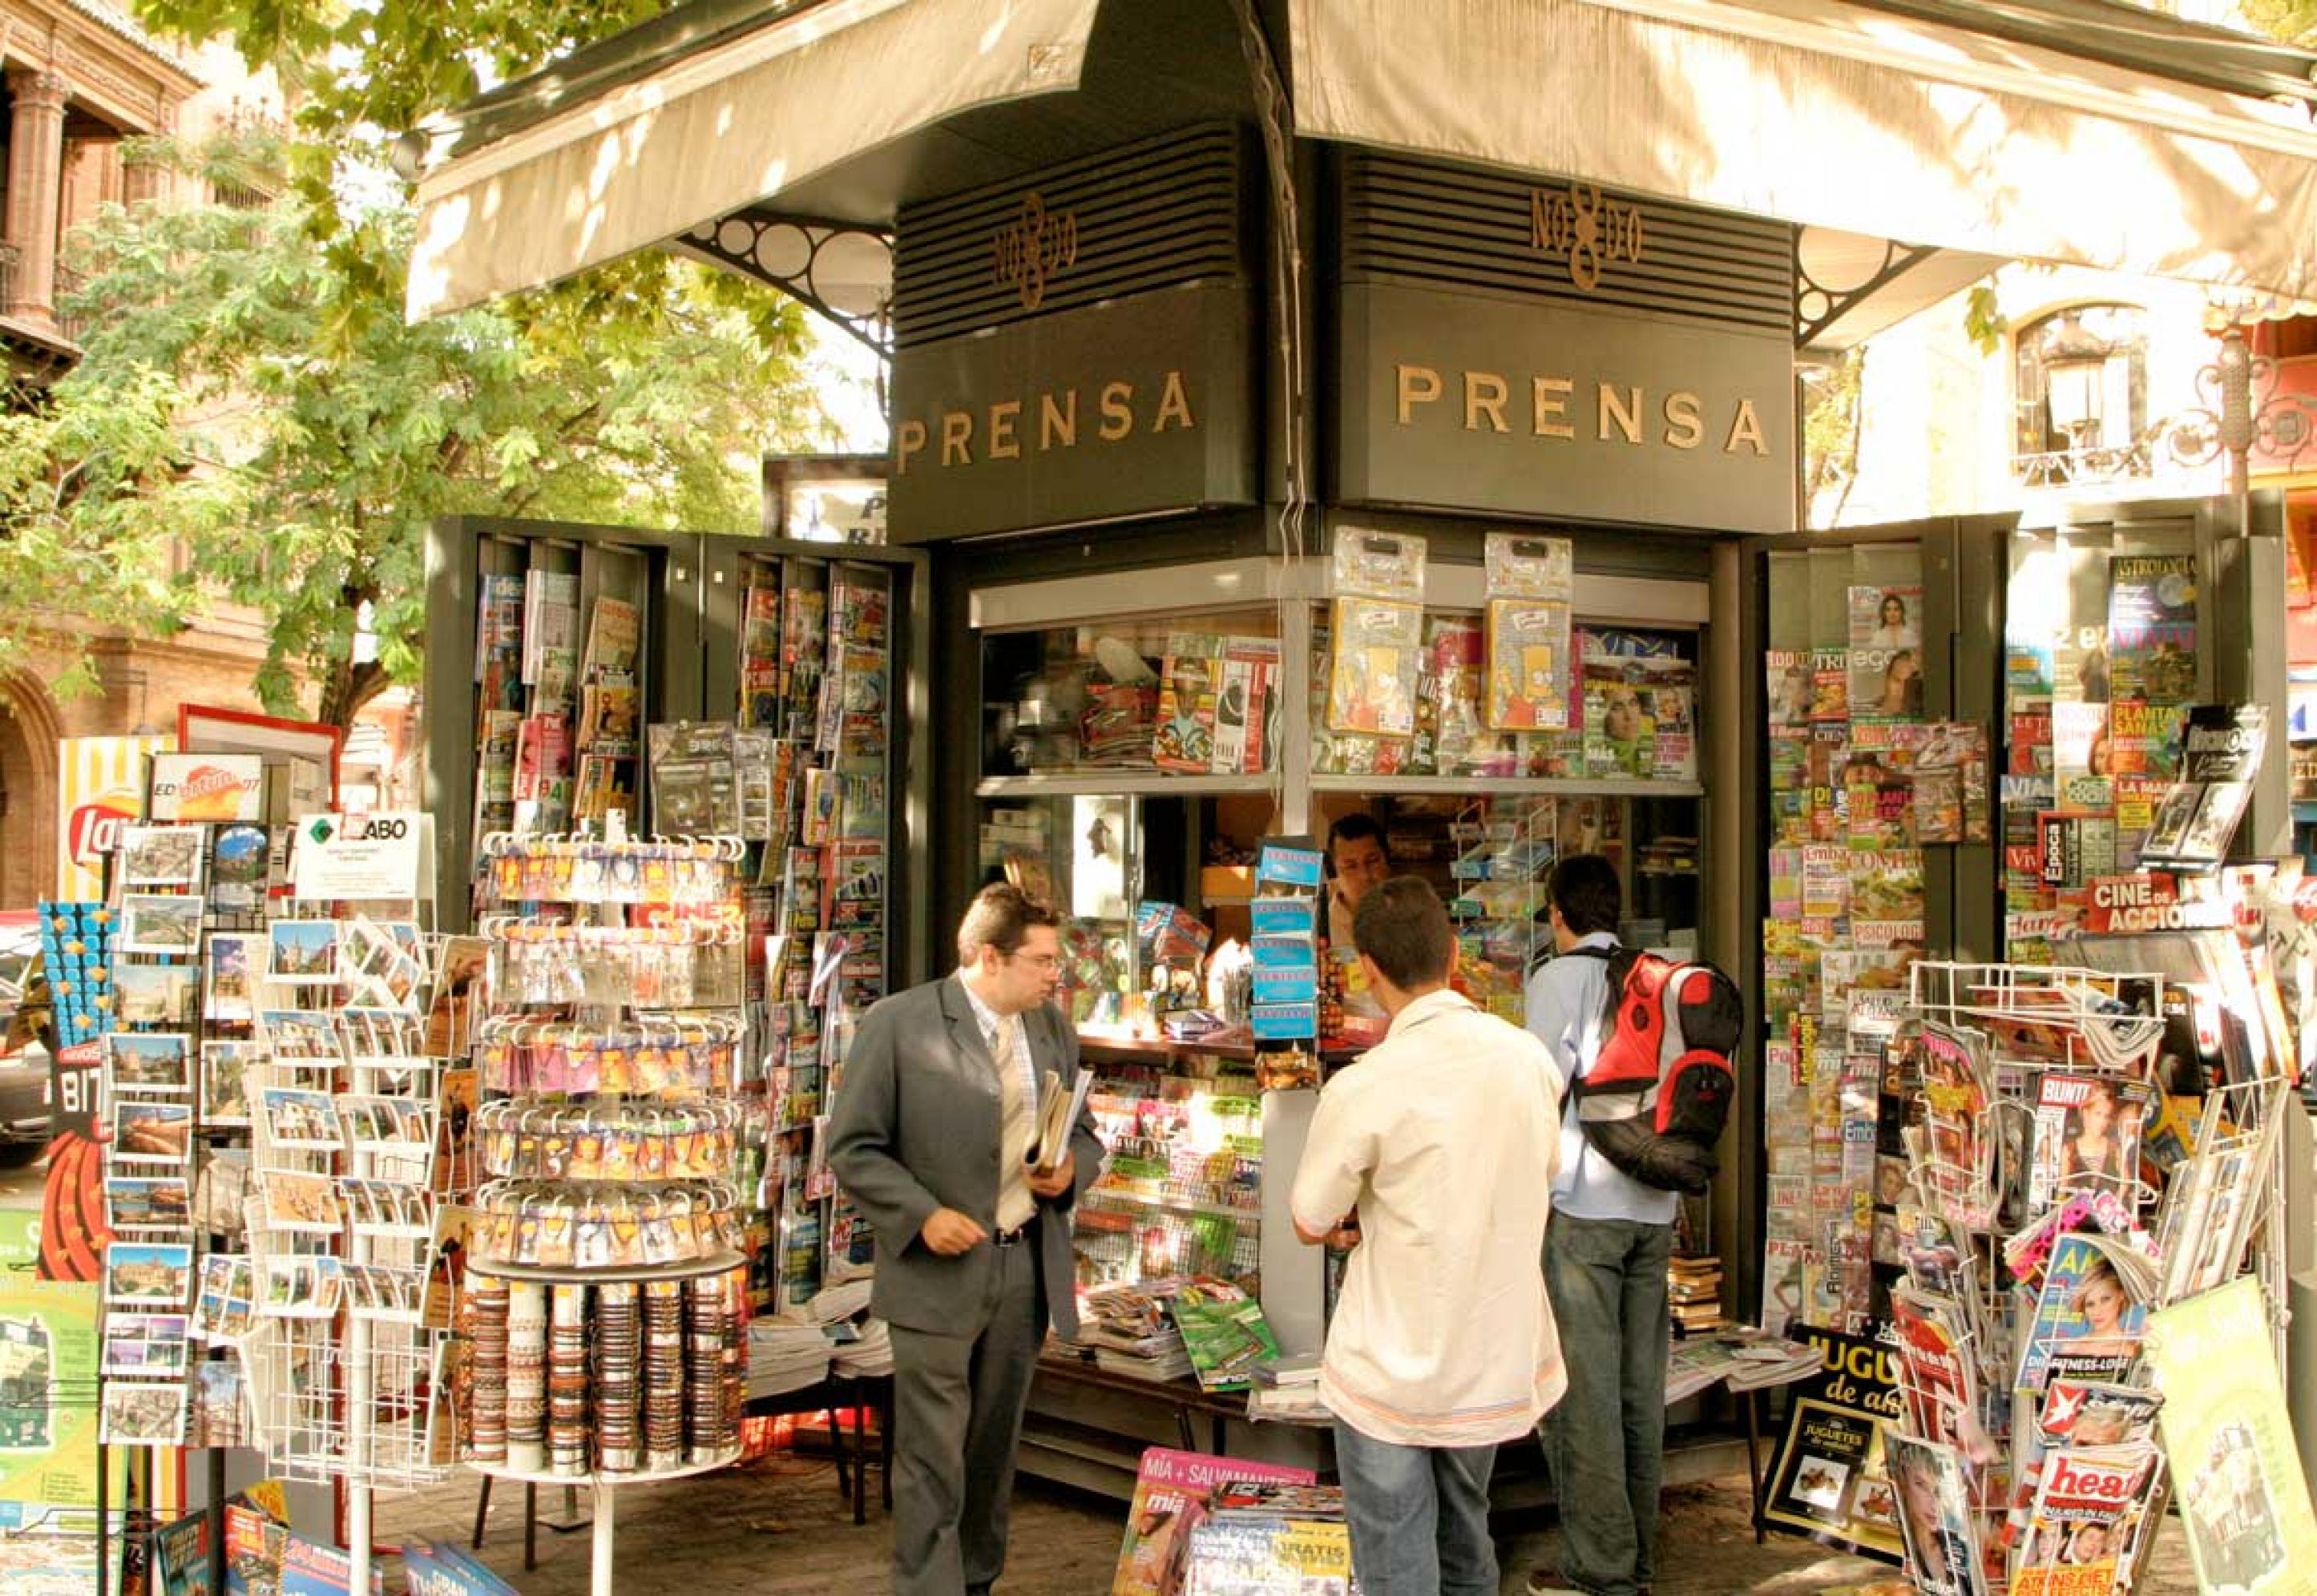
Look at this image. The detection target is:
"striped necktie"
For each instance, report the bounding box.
[991,1015,1037,1231]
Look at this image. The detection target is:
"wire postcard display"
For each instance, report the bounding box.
[73,780,470,1596]
[1879,937,2301,1596]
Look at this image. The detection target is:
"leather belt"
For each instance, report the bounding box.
[992,1222,1035,1246]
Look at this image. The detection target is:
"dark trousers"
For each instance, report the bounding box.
[1540,1214,1673,1596]
[888,1235,1043,1596]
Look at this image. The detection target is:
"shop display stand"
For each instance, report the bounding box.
[84,770,298,1595]
[241,840,456,1596]
[461,831,752,1596]
[1886,957,2297,1594]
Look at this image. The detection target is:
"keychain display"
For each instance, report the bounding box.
[484,918,745,1010]
[478,1100,740,1182]
[480,834,746,907]
[470,1181,743,1271]
[473,1018,739,1096]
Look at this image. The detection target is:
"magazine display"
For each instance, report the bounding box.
[1112,1446,1316,1596]
[2139,704,2267,869]
[1832,925,2304,1596]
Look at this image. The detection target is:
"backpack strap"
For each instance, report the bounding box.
[1527,942,1620,976]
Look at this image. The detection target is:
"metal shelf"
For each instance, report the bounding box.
[1310,773,1705,799]
[1084,1187,1263,1223]
[976,772,1280,799]
[466,1251,745,1284]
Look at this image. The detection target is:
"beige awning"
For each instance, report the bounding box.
[406,0,1101,320]
[1290,0,2317,300]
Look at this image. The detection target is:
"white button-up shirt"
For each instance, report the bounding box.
[1290,987,1568,1447]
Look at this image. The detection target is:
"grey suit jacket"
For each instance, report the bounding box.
[827,973,1104,1340]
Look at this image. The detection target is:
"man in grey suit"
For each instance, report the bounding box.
[830,883,1104,1596]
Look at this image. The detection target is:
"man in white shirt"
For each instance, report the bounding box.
[1524,854,1677,1596]
[1292,877,1566,1596]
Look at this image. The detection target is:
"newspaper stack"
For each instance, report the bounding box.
[1665,1328,1822,1407]
[745,1319,832,1400]
[833,1317,893,1379]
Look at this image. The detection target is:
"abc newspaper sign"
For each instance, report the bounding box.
[55,735,172,900]
[290,812,429,901]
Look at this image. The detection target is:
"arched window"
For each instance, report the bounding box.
[2013,304,2149,484]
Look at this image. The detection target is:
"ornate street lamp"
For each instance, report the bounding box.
[2040,312,2113,457]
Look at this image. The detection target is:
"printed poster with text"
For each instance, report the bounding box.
[0,1204,120,1596]
[1761,1322,1905,1563]
[2147,1276,2317,1595]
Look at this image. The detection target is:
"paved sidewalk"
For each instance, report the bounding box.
[372,1453,2203,1593]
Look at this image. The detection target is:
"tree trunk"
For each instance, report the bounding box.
[315,656,387,730]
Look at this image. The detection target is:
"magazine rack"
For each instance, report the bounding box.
[1891,956,2296,1595]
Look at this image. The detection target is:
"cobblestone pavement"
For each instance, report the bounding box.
[376,1457,2202,1593]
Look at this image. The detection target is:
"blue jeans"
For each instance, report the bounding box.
[1333,1420,1499,1596]
[1540,1213,1674,1596]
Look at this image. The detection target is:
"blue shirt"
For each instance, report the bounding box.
[1525,933,1680,1226]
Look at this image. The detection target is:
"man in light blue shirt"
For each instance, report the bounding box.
[1524,854,1673,1596]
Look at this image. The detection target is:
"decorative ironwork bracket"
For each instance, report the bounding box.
[1794,236,1942,350]
[673,210,893,360]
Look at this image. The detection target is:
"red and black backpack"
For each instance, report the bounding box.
[1564,945,1742,1195]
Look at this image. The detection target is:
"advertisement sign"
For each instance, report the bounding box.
[0,1207,115,1515]
[288,812,434,903]
[2147,1277,2317,1595]
[54,735,171,900]
[1759,1323,1906,1562]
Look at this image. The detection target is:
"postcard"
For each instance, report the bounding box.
[119,893,204,956]
[119,825,206,889]
[104,1241,194,1308]
[259,1087,341,1150]
[112,962,196,1027]
[109,1098,192,1164]
[268,918,341,982]
[258,1009,342,1062]
[203,933,256,1022]
[99,1382,188,1447]
[105,1030,192,1094]
[101,1312,191,1378]
[191,1254,256,1342]
[104,1176,192,1231]
[259,1253,344,1319]
[208,822,271,913]
[199,1041,260,1127]
[259,1169,345,1234]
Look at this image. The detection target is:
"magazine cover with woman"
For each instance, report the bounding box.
[2026,1074,2151,1213]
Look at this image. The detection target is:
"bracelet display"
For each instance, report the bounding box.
[464,1267,743,1475]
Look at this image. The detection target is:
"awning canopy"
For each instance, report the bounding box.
[1289,0,2317,303]
[406,0,1103,320]
[406,0,2317,324]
